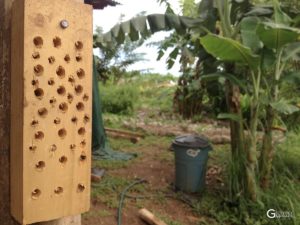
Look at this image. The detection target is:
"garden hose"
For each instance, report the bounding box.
[117,178,147,225]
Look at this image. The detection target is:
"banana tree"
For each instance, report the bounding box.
[200,0,300,193]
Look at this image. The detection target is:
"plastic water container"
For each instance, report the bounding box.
[172,135,212,193]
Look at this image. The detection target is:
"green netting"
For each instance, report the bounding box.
[92,57,137,160]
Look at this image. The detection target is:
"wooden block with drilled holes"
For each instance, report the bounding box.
[10,0,92,224]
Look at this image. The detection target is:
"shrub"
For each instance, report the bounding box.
[99,83,138,115]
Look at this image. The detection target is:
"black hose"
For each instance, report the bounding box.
[117,179,147,225]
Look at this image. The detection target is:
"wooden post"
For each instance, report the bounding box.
[0,0,85,224]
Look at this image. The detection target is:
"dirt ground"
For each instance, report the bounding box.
[82,135,218,225]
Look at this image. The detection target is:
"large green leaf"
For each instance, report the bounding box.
[282,42,300,62]
[256,22,300,50]
[200,34,260,70]
[272,0,292,25]
[240,17,263,52]
[270,99,299,115]
[100,14,204,44]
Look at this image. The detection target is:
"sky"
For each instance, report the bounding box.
[93,0,182,76]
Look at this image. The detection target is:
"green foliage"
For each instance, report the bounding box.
[99,73,176,116]
[99,83,138,115]
[200,34,260,70]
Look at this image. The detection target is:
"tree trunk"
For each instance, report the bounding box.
[259,105,275,189]
[0,0,82,224]
[225,82,248,200]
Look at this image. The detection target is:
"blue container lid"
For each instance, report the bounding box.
[173,135,211,149]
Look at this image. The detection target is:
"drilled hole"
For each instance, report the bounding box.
[35,161,45,170]
[70,144,76,150]
[49,97,56,105]
[68,75,75,84]
[33,36,43,48]
[64,54,71,63]
[54,187,63,195]
[31,189,41,199]
[77,183,85,192]
[76,68,85,79]
[34,65,44,76]
[31,79,39,86]
[50,144,57,152]
[75,85,83,95]
[83,94,89,102]
[48,56,55,64]
[80,140,86,148]
[31,120,39,127]
[35,131,44,140]
[34,88,44,99]
[59,156,68,164]
[29,145,37,151]
[76,54,82,62]
[78,127,85,136]
[76,102,84,111]
[80,152,87,161]
[58,128,67,138]
[71,116,78,123]
[57,86,66,95]
[48,78,55,86]
[38,107,48,117]
[53,36,61,48]
[67,93,74,103]
[83,114,90,123]
[32,52,40,59]
[56,66,65,78]
[75,41,83,50]
[54,118,61,124]
[59,102,68,112]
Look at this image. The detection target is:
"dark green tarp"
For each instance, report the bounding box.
[92,57,137,160]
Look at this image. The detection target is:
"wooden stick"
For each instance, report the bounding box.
[138,208,167,225]
[105,127,145,138]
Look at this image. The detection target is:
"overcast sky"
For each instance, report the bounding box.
[93,0,182,76]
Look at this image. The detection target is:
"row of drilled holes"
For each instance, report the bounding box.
[31,184,85,199]
[36,101,85,117]
[34,85,88,99]
[33,53,83,63]
[33,36,83,50]
[32,140,85,151]
[33,126,86,140]
[35,153,87,169]
[33,65,85,79]
[29,140,87,152]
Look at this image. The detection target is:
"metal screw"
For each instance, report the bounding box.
[60,20,69,29]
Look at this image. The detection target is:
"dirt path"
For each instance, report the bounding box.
[83,137,203,225]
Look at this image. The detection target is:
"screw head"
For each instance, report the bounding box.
[60,20,69,29]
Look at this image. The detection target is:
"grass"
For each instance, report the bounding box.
[92,175,147,208]
[92,73,300,225]
[92,160,131,170]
